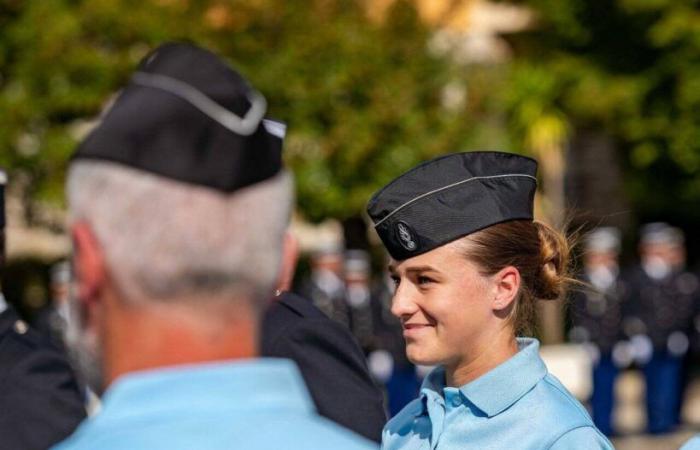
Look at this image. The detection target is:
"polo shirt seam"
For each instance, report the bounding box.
[542,377,594,420]
[545,424,599,449]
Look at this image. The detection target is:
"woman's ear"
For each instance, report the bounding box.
[492,266,520,311]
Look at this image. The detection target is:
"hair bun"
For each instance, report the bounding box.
[533,221,570,301]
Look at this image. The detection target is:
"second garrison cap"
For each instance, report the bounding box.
[585,227,622,253]
[72,42,284,192]
[367,151,538,260]
[640,222,684,246]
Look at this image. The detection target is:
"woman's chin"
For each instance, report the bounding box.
[406,347,442,367]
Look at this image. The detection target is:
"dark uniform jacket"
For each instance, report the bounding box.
[569,273,625,354]
[622,266,697,352]
[261,292,387,442]
[370,280,410,369]
[0,305,85,450]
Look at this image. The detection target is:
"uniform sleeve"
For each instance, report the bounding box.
[267,317,387,442]
[680,436,700,450]
[0,340,86,450]
[548,426,614,450]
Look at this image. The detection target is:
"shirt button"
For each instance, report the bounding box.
[451,396,463,407]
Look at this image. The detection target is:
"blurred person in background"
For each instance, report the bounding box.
[568,227,627,436]
[54,42,375,450]
[622,223,696,434]
[34,260,72,350]
[299,245,351,328]
[262,235,386,442]
[0,170,85,450]
[344,249,375,353]
[369,260,420,417]
[369,152,612,449]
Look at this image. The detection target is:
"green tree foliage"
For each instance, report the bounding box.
[0,0,476,223]
[502,0,700,221]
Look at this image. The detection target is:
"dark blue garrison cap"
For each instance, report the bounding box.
[72,42,285,192]
[367,151,538,260]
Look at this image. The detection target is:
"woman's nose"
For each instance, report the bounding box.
[390,283,418,319]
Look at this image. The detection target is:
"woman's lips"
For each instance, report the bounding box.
[402,323,433,337]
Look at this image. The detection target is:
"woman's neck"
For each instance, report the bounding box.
[445,331,518,387]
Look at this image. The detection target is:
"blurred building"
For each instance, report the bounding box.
[368,0,533,64]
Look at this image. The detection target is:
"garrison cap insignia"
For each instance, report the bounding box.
[396,222,417,251]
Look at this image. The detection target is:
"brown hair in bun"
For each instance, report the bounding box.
[457,220,573,336]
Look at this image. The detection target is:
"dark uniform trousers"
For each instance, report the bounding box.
[262,292,387,442]
[569,275,625,436]
[623,267,697,434]
[0,306,85,450]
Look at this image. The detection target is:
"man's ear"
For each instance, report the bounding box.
[492,266,521,312]
[275,231,299,293]
[71,221,106,306]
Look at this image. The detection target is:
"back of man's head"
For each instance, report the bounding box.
[65,42,292,390]
[68,162,291,306]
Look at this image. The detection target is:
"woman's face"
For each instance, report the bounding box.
[388,241,502,368]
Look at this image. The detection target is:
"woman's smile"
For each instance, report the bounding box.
[402,322,434,338]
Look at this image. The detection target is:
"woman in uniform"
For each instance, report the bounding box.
[366,151,613,449]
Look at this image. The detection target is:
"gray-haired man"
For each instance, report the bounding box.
[54,42,375,450]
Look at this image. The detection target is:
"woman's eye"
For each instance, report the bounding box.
[417,276,433,285]
[391,276,400,287]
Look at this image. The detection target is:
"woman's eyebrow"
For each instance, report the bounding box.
[404,266,439,275]
[388,264,441,276]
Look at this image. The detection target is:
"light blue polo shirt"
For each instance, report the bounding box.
[382,338,613,450]
[681,436,700,449]
[53,359,376,450]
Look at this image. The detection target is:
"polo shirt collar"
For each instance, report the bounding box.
[416,338,547,418]
[97,358,316,422]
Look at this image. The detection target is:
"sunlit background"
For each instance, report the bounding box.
[3,1,700,447]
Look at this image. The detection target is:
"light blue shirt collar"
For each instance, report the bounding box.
[416,338,547,418]
[97,358,316,423]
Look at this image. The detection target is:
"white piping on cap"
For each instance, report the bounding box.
[263,119,287,139]
[372,173,537,227]
[131,72,267,136]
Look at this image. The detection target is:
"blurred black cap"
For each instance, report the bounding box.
[367,151,538,260]
[640,222,684,246]
[72,42,285,192]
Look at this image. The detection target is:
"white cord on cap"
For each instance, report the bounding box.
[372,173,537,227]
[131,72,267,136]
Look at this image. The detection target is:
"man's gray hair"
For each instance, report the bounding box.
[67,161,293,306]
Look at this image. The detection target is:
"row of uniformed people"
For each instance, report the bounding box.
[569,223,700,436]
[297,248,421,416]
